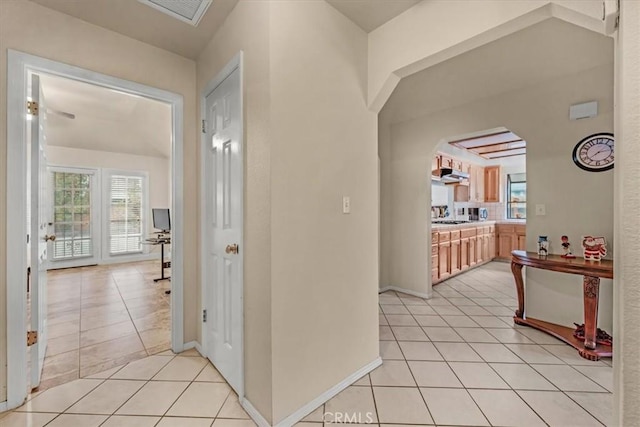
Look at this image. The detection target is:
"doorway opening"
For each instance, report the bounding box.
[6,50,185,409]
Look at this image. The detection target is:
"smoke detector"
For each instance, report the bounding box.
[138,0,212,26]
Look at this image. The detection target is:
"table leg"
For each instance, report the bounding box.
[583,275,600,350]
[511,261,525,319]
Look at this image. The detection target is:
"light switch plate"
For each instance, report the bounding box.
[342,196,351,214]
[535,204,546,216]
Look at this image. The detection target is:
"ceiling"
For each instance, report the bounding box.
[326,0,421,32]
[383,18,614,125]
[28,0,239,59]
[40,74,172,158]
[29,0,421,59]
[449,130,526,160]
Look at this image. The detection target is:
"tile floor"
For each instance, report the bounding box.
[37,261,171,390]
[5,261,611,426]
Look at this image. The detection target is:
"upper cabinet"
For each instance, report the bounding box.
[469,164,485,202]
[484,166,501,202]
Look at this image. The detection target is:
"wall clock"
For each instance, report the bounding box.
[572,132,614,172]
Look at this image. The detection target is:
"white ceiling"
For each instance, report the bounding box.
[29,0,239,59]
[326,0,421,32]
[383,19,614,125]
[40,74,172,159]
[29,0,421,57]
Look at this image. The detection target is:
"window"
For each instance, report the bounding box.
[507,173,526,219]
[108,173,145,254]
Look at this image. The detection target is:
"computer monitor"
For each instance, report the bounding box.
[152,208,171,232]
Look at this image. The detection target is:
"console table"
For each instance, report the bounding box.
[510,250,613,360]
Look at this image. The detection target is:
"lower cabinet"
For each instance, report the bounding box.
[433,224,496,284]
[496,224,527,260]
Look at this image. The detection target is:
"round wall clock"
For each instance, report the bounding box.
[572,132,614,172]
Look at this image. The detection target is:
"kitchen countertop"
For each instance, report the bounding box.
[431,219,526,230]
[431,220,496,230]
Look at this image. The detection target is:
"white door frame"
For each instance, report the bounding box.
[5,50,185,409]
[200,52,245,398]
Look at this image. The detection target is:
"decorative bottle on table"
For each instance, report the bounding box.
[537,236,549,256]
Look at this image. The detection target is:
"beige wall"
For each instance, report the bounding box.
[196,1,273,421]
[525,64,614,332]
[383,63,614,326]
[269,1,379,423]
[46,146,171,241]
[0,0,197,402]
[614,1,640,424]
[368,0,605,109]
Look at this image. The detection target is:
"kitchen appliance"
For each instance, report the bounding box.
[439,168,470,183]
[467,207,489,221]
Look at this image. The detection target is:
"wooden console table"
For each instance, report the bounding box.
[510,250,613,360]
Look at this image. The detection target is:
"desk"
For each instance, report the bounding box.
[145,235,171,282]
[510,250,613,360]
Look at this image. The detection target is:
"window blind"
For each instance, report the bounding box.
[109,175,143,254]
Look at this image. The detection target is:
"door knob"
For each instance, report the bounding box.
[225,243,238,255]
[44,234,56,242]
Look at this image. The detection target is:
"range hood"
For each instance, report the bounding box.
[439,168,469,183]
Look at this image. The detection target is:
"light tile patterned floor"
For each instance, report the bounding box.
[38,261,171,390]
[4,262,611,426]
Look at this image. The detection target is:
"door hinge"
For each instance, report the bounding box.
[27,101,39,116]
[202,309,207,323]
[201,119,206,133]
[27,330,38,346]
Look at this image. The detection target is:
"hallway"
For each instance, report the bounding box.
[3,262,612,426]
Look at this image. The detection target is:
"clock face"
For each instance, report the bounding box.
[572,133,614,172]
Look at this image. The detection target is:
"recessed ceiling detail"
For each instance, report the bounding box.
[139,0,212,26]
[449,130,526,159]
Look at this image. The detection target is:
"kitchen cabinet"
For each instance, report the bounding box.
[469,165,485,202]
[432,155,441,177]
[438,231,451,281]
[484,166,501,202]
[450,230,461,275]
[441,156,453,169]
[452,159,463,171]
[496,224,526,260]
[432,223,496,284]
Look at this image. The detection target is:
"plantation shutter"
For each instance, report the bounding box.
[109,175,143,254]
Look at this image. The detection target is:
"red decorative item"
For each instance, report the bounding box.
[582,236,607,261]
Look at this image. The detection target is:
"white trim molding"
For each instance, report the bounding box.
[241,398,271,427]
[379,286,432,300]
[5,49,185,409]
[273,357,383,427]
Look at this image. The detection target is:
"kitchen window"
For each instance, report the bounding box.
[507,173,526,219]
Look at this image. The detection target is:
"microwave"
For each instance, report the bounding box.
[468,208,489,221]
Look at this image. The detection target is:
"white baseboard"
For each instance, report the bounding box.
[274,357,383,427]
[0,401,8,413]
[241,397,271,427]
[379,286,431,299]
[182,341,204,357]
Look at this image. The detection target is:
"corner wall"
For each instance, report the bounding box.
[196,1,273,421]
[0,0,197,403]
[269,2,379,423]
[384,63,613,327]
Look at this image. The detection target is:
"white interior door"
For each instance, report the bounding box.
[30,74,50,388]
[204,66,243,394]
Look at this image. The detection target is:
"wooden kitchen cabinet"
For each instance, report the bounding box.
[433,223,497,284]
[469,165,485,202]
[452,159,463,171]
[484,166,501,202]
[441,156,453,169]
[432,155,441,176]
[496,224,527,260]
